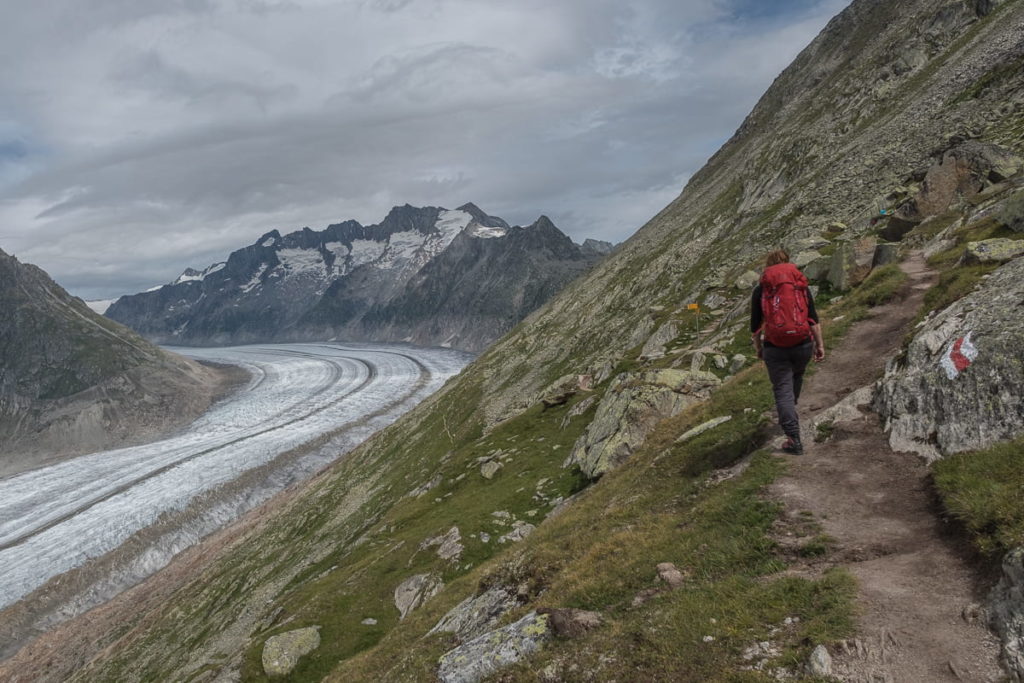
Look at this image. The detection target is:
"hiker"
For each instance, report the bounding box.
[750,249,825,455]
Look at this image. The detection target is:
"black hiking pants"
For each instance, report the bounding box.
[764,339,813,440]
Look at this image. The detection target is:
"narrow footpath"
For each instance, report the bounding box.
[770,253,1004,682]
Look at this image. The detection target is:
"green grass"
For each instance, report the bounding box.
[933,437,1024,556]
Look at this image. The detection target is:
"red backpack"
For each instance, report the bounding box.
[760,263,811,347]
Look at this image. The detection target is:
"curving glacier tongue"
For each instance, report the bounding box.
[0,342,470,637]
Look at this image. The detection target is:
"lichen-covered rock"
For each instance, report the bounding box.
[430,587,520,641]
[996,187,1024,233]
[808,644,833,677]
[437,611,551,683]
[421,526,464,561]
[793,250,822,268]
[736,270,760,290]
[827,239,877,291]
[480,460,503,479]
[640,321,679,359]
[897,141,1023,221]
[964,238,1024,264]
[395,573,444,619]
[990,548,1024,681]
[261,626,321,677]
[498,520,536,544]
[566,370,720,477]
[877,257,1024,459]
[675,415,733,444]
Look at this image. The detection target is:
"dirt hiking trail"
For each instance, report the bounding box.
[770,253,1004,682]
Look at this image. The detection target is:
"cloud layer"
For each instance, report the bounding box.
[0,0,848,298]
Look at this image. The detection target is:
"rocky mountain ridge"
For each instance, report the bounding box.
[106,203,612,352]
[5,0,1024,680]
[0,249,227,476]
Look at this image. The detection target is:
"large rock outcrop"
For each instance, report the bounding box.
[566,369,720,478]
[877,256,1024,460]
[436,611,551,683]
[991,548,1024,681]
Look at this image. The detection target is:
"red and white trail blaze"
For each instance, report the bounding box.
[940,332,978,380]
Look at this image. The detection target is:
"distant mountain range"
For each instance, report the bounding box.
[0,248,224,475]
[106,203,613,351]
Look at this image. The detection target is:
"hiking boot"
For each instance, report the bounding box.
[780,437,804,455]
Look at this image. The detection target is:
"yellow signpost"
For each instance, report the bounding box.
[688,303,700,340]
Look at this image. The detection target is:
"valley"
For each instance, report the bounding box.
[0,342,470,659]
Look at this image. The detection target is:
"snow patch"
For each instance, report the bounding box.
[467,223,508,239]
[261,236,277,247]
[85,299,118,314]
[240,264,268,293]
[277,248,327,277]
[173,262,226,285]
[145,285,164,292]
[348,239,388,268]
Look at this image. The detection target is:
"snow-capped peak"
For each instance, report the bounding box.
[172,262,226,285]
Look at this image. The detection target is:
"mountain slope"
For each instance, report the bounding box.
[0,248,228,475]
[10,0,1024,680]
[107,204,609,352]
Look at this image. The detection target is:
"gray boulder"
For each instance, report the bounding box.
[990,548,1024,681]
[262,626,321,677]
[641,321,679,359]
[996,187,1024,233]
[430,587,520,641]
[437,611,551,683]
[420,527,464,562]
[876,257,1024,459]
[736,270,760,290]
[872,242,901,267]
[395,573,444,620]
[566,369,720,478]
[963,238,1024,264]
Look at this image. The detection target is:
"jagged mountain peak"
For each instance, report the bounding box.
[107,203,610,351]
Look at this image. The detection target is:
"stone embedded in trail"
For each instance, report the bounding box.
[877,257,1024,459]
[437,611,551,683]
[812,385,873,431]
[430,587,520,641]
[261,626,321,677]
[395,573,444,620]
[963,238,1024,264]
[990,547,1024,681]
[566,369,720,478]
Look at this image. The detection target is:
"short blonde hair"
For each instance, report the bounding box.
[765,249,790,267]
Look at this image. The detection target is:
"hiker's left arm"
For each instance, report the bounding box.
[811,321,825,362]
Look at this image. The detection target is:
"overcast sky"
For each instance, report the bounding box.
[0,0,848,299]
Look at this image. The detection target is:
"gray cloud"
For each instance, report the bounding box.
[0,0,849,299]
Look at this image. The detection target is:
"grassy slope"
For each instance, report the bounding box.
[70,0,1024,680]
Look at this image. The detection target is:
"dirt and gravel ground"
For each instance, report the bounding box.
[769,254,1005,682]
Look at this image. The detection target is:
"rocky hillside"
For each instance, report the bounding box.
[106,204,612,352]
[0,249,228,476]
[10,0,1024,680]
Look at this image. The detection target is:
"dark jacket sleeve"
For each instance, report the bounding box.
[807,288,819,324]
[750,285,762,334]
